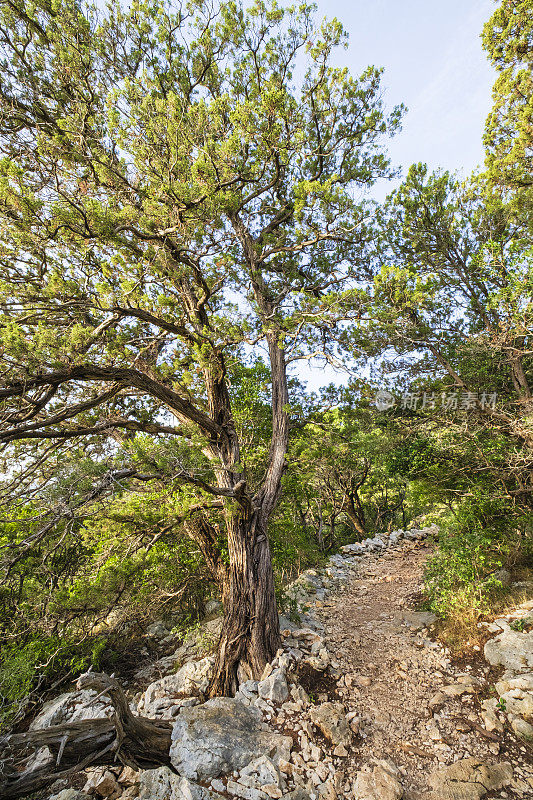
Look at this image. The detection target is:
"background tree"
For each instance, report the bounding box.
[368,164,533,453]
[483,0,532,208]
[0,0,401,694]
[356,164,533,620]
[283,399,409,550]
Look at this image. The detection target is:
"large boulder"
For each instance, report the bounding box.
[138,767,223,800]
[484,628,533,673]
[427,758,513,800]
[30,690,112,730]
[170,698,292,780]
[138,656,214,715]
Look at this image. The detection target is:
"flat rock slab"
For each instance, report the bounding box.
[428,758,513,800]
[29,689,112,730]
[170,698,292,780]
[309,702,351,747]
[353,761,403,800]
[484,629,533,673]
[400,611,438,630]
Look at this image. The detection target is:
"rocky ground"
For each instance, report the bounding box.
[24,527,533,800]
[317,542,533,799]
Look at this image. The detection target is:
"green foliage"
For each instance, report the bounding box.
[0,0,402,698]
[282,400,412,551]
[483,0,533,194]
[354,11,533,623]
[0,482,216,722]
[274,585,302,624]
[0,633,108,726]
[424,522,510,617]
[2,0,533,722]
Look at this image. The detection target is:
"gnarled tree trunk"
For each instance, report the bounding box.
[343,497,366,536]
[208,512,281,696]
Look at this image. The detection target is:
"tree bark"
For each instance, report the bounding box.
[342,496,366,536]
[206,272,287,695]
[208,512,280,696]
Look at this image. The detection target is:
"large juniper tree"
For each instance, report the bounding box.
[0,0,401,694]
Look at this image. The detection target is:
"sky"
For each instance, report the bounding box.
[300,0,497,389]
[314,0,497,198]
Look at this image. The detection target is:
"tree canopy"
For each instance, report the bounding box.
[483,0,533,195]
[0,0,401,694]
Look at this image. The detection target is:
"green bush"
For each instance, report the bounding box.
[424,517,518,618]
[0,634,108,727]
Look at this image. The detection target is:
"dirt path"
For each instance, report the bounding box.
[314,541,533,799]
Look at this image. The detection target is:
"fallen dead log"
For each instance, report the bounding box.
[0,672,173,800]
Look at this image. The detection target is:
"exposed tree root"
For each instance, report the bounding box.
[0,672,172,800]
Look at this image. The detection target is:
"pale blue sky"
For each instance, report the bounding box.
[317,0,496,197]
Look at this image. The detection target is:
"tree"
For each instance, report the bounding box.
[367,165,533,456]
[0,0,401,694]
[289,416,371,547]
[282,397,410,551]
[359,164,533,615]
[483,0,533,194]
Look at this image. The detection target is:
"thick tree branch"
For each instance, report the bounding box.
[0,365,222,440]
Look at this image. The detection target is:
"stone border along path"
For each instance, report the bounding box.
[44,527,533,800]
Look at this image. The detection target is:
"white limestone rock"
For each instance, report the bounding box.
[170,698,292,780]
[494,673,533,719]
[258,669,289,703]
[83,769,121,798]
[484,628,533,673]
[309,702,351,747]
[48,791,89,800]
[239,756,280,789]
[510,716,533,740]
[30,690,112,730]
[138,656,214,715]
[400,611,438,630]
[138,767,224,800]
[353,761,403,800]
[147,621,172,639]
[427,758,513,800]
[480,699,504,733]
